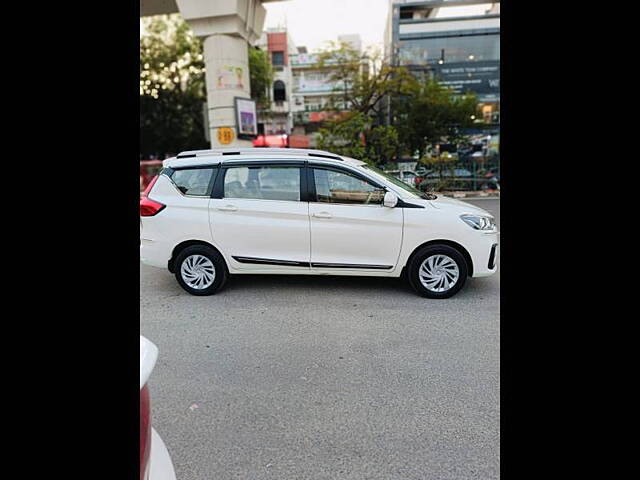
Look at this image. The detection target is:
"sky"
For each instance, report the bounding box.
[263,0,390,52]
[263,0,492,52]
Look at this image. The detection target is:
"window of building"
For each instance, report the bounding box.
[223,166,300,201]
[273,80,286,102]
[398,34,500,65]
[399,6,434,20]
[170,168,216,196]
[313,169,384,205]
[271,51,285,66]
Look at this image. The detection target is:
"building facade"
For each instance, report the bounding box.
[386,0,500,124]
[254,31,364,147]
[256,29,296,136]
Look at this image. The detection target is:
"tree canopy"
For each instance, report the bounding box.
[314,41,478,166]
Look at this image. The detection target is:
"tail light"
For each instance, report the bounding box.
[140,385,151,480]
[140,196,165,216]
[140,176,165,216]
[415,176,423,185]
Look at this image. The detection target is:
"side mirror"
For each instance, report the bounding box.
[383,191,399,208]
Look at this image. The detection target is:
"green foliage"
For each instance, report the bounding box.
[316,41,415,118]
[365,125,400,165]
[317,112,400,166]
[317,112,368,161]
[314,42,411,165]
[140,15,205,98]
[140,15,207,157]
[140,90,208,157]
[248,47,273,109]
[393,78,478,158]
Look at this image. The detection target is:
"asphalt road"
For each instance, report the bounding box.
[141,199,500,480]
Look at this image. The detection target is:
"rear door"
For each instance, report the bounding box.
[308,165,403,270]
[209,160,311,271]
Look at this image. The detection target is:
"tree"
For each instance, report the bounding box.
[315,41,414,118]
[140,15,275,157]
[393,78,478,159]
[248,46,273,110]
[314,42,411,165]
[140,15,207,157]
[317,112,368,161]
[317,112,400,166]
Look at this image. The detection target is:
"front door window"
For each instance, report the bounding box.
[313,168,384,205]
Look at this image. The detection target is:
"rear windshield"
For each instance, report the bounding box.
[169,168,216,196]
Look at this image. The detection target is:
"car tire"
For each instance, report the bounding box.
[407,244,468,299]
[174,245,228,296]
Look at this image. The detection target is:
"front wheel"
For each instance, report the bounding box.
[407,245,468,299]
[174,245,228,296]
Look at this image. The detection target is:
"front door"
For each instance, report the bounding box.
[209,162,311,270]
[308,166,403,270]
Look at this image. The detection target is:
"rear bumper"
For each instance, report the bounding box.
[149,428,177,480]
[468,231,500,277]
[140,241,171,269]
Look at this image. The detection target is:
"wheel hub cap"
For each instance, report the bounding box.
[181,254,215,290]
[418,254,460,293]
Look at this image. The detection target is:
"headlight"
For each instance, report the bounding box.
[460,214,496,231]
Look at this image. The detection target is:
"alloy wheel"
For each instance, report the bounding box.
[418,254,460,293]
[180,254,216,290]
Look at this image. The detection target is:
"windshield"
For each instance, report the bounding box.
[361,165,436,200]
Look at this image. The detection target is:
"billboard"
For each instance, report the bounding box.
[434,60,500,102]
[234,97,258,139]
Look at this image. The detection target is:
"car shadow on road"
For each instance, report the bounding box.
[141,265,499,302]
[223,273,410,295]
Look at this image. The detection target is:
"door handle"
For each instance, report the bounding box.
[217,205,238,212]
[313,212,332,219]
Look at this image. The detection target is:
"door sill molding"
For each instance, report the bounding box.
[311,262,393,270]
[232,256,393,270]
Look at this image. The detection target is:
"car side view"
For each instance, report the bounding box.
[140,148,499,299]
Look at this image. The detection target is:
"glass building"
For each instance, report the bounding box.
[386,0,500,124]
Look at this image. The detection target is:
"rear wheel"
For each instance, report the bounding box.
[407,245,468,299]
[174,245,227,296]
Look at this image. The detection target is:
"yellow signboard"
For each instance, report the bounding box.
[217,127,234,145]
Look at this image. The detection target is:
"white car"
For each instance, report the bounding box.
[140,336,177,480]
[140,148,498,299]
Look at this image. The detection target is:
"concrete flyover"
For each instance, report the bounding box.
[140,1,288,147]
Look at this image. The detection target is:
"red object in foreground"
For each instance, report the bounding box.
[288,135,310,148]
[253,134,311,148]
[140,385,151,480]
[253,134,288,148]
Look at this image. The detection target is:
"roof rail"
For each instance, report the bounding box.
[176,147,343,161]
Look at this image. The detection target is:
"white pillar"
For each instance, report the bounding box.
[203,34,253,148]
[172,0,286,148]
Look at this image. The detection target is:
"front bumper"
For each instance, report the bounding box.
[468,231,500,277]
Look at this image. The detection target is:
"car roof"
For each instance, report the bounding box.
[163,148,366,169]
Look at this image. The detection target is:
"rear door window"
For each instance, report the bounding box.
[223,166,301,201]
